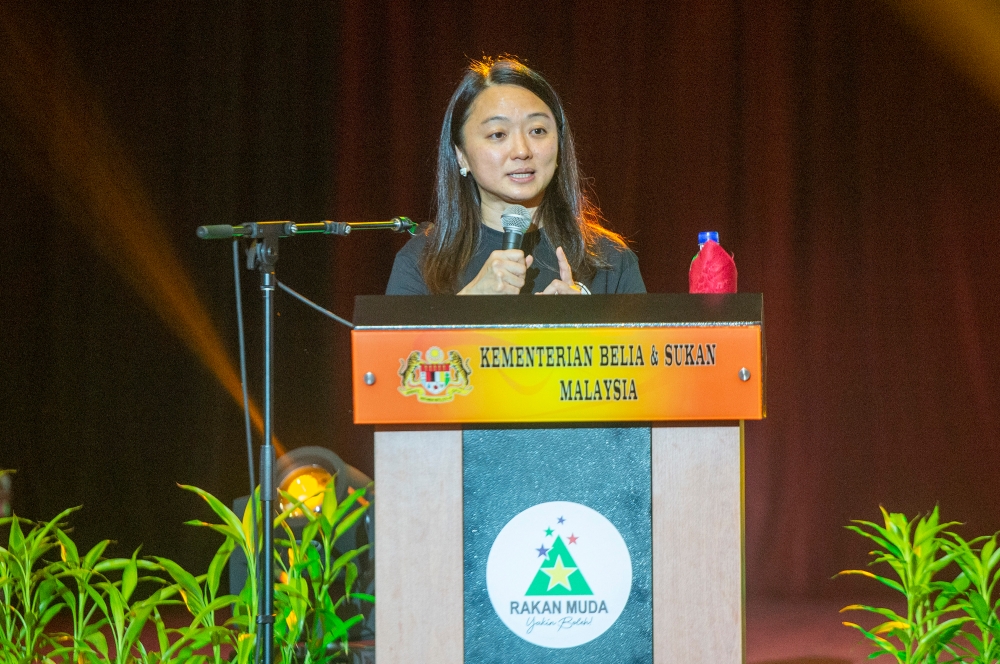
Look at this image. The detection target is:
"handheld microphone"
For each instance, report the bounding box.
[500,205,532,250]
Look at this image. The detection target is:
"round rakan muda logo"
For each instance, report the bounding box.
[485,501,632,649]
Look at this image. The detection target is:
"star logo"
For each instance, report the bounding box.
[525,534,593,596]
[540,555,577,591]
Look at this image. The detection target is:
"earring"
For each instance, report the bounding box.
[460,167,469,177]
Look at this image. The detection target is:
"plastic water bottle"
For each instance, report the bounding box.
[690,231,737,293]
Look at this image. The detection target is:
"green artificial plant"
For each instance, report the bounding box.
[0,468,372,664]
[840,506,1000,664]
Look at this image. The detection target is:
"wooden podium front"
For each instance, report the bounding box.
[352,294,764,663]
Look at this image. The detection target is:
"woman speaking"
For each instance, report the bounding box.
[386,57,645,296]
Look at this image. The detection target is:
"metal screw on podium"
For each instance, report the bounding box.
[364,372,376,385]
[738,367,751,382]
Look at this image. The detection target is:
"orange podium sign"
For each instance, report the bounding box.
[351,294,765,425]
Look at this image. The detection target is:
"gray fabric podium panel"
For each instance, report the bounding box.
[463,427,652,663]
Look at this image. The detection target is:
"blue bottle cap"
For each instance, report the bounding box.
[698,231,719,245]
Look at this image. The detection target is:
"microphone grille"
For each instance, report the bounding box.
[500,205,532,233]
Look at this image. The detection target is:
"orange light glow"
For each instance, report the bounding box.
[0,5,284,454]
[886,0,1000,108]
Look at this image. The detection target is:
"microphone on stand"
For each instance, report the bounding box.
[500,205,532,250]
[195,217,416,240]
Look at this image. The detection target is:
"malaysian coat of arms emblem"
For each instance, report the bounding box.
[398,346,473,403]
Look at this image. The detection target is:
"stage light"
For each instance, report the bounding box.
[279,465,332,517]
[276,445,372,516]
[230,445,374,603]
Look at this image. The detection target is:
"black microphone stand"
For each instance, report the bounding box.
[197,217,414,663]
[245,221,289,664]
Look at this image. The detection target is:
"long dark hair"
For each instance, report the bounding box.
[420,57,626,294]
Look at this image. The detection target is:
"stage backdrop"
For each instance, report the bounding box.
[2,0,999,598]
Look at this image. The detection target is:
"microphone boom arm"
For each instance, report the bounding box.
[196,217,415,240]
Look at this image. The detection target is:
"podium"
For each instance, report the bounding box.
[352,294,764,663]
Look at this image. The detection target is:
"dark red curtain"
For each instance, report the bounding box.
[2,0,999,598]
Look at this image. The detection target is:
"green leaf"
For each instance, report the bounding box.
[184,519,242,543]
[151,556,205,616]
[28,507,81,559]
[340,613,364,632]
[87,630,109,658]
[205,537,236,600]
[53,528,79,566]
[38,600,64,631]
[179,484,245,540]
[86,583,109,615]
[236,577,255,612]
[332,486,367,525]
[842,621,903,660]
[234,631,256,664]
[241,490,258,555]
[80,540,110,573]
[986,617,1000,642]
[275,580,309,603]
[840,604,908,625]
[123,600,157,650]
[300,519,321,550]
[845,526,902,560]
[321,479,339,523]
[329,545,369,580]
[344,561,358,595]
[334,505,368,541]
[299,541,322,583]
[836,569,905,594]
[950,572,971,594]
[984,536,1000,569]
[105,583,126,640]
[121,550,139,602]
[912,617,971,662]
[8,516,24,551]
[968,590,991,622]
[274,496,310,532]
[193,594,238,621]
[152,608,171,655]
[869,620,910,636]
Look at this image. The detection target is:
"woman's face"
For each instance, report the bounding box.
[455,84,559,214]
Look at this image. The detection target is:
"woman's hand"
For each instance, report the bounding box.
[458,250,534,295]
[538,247,583,295]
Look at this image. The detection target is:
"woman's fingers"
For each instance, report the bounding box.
[492,260,506,291]
[489,250,527,273]
[459,249,528,294]
[555,246,573,283]
[459,250,556,295]
[538,279,581,295]
[490,258,525,291]
[535,247,580,295]
[496,249,528,266]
